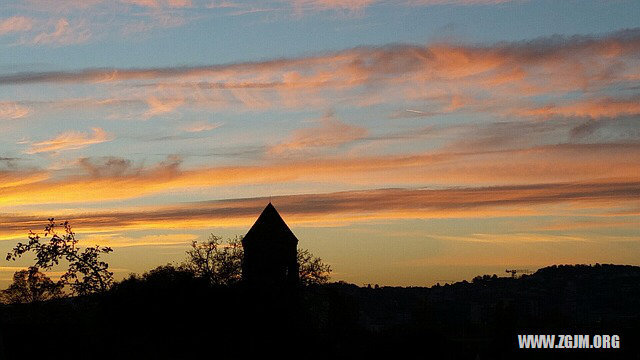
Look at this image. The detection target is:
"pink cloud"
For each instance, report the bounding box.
[2,29,638,117]
[0,102,31,120]
[181,121,223,132]
[516,96,640,119]
[0,16,34,35]
[30,18,91,46]
[26,128,114,154]
[23,0,104,11]
[406,0,515,5]
[2,142,638,206]
[269,112,368,154]
[120,0,192,7]
[289,0,375,12]
[143,96,184,118]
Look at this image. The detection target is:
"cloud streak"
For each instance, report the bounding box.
[1,179,637,238]
[22,18,92,46]
[269,112,367,154]
[83,232,199,247]
[0,16,34,35]
[0,102,31,119]
[25,127,114,154]
[1,28,638,117]
[3,28,636,84]
[516,96,640,119]
[1,142,638,205]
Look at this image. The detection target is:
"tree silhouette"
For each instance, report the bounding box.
[0,266,63,304]
[182,233,332,286]
[6,219,114,295]
[297,249,332,286]
[180,234,243,285]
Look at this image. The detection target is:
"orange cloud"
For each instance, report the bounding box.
[0,16,34,35]
[1,142,639,206]
[269,112,367,154]
[181,121,223,133]
[3,28,637,115]
[120,0,192,7]
[0,179,637,238]
[432,233,588,244]
[83,233,199,247]
[1,1,191,43]
[288,0,519,14]
[143,96,184,118]
[121,0,160,7]
[517,96,640,119]
[0,102,31,119]
[407,0,514,5]
[542,219,640,231]
[167,0,192,7]
[25,127,113,154]
[0,170,50,189]
[30,18,91,46]
[22,0,104,12]
[0,29,633,87]
[289,0,375,13]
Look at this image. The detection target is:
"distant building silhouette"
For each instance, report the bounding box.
[241,203,299,287]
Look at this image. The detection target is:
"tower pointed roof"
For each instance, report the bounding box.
[243,203,298,246]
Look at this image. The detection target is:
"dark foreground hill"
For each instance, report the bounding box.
[1,264,638,359]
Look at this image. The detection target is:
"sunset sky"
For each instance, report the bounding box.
[0,0,639,287]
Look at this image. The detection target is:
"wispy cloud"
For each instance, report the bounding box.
[432,233,588,244]
[25,127,113,154]
[0,169,49,189]
[1,179,637,237]
[288,0,375,14]
[28,18,91,46]
[0,102,31,119]
[83,232,198,247]
[2,1,191,45]
[0,0,577,51]
[21,0,105,12]
[181,121,223,132]
[120,0,193,8]
[0,16,34,35]
[1,142,639,205]
[406,0,516,5]
[515,96,640,119]
[7,30,635,84]
[143,96,184,118]
[2,28,638,117]
[269,112,367,154]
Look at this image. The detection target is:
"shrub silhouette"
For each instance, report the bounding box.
[0,266,63,303]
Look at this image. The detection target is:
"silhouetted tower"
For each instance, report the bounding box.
[242,203,299,287]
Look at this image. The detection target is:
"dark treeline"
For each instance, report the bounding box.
[0,263,638,359]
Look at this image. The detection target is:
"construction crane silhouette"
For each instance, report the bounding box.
[505,269,531,278]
